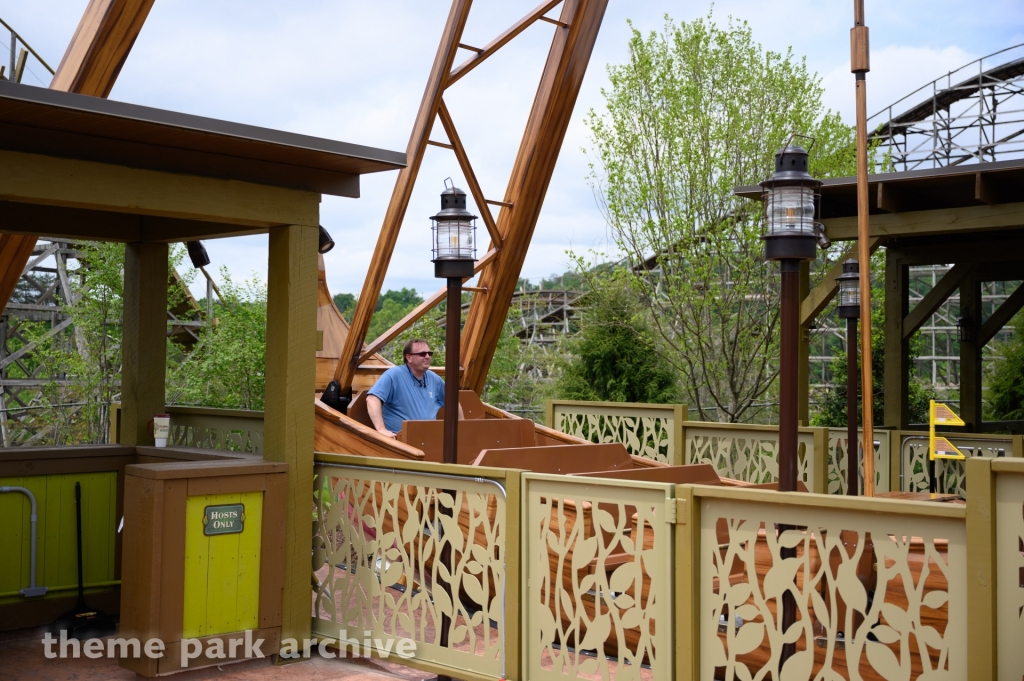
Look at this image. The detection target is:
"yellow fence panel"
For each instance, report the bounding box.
[693,487,967,680]
[522,473,675,681]
[827,428,891,494]
[547,400,686,465]
[312,455,516,681]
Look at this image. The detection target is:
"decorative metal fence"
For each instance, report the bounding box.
[681,422,829,493]
[311,454,519,681]
[826,428,892,494]
[166,406,264,454]
[899,431,1021,494]
[678,485,968,680]
[546,400,686,464]
[522,473,676,681]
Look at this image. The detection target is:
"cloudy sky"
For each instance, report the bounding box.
[6,0,1024,300]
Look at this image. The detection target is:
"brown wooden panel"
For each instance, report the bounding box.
[119,475,163,650]
[574,463,723,485]
[159,626,281,675]
[399,418,536,463]
[126,460,288,480]
[187,473,267,497]
[436,389,488,420]
[472,442,631,474]
[158,479,188,643]
[314,400,425,460]
[259,472,288,629]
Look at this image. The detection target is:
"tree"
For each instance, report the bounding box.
[555,272,679,404]
[986,311,1024,421]
[168,270,267,410]
[585,12,859,421]
[332,292,356,321]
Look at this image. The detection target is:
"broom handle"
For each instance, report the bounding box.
[75,482,85,606]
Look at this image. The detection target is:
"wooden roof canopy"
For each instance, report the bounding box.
[0,80,405,243]
[735,157,1024,239]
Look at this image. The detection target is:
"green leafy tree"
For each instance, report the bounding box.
[986,312,1024,421]
[555,272,679,404]
[585,12,859,422]
[332,292,356,321]
[168,270,267,410]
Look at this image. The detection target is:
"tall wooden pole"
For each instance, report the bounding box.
[852,0,875,496]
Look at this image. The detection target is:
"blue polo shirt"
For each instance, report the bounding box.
[367,364,445,433]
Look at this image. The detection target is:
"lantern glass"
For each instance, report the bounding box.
[838,277,860,307]
[765,186,815,236]
[432,218,476,260]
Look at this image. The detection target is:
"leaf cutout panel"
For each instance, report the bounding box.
[827,431,889,495]
[901,437,1010,496]
[996,472,1024,680]
[311,466,505,677]
[686,427,815,488]
[700,497,966,680]
[524,475,674,681]
[557,409,676,464]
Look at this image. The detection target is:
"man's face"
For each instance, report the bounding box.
[406,342,433,372]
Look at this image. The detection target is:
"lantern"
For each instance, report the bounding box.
[837,259,860,318]
[431,179,477,279]
[760,145,828,261]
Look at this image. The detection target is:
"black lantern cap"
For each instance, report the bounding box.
[318,225,335,254]
[764,145,820,187]
[837,259,860,319]
[430,184,478,222]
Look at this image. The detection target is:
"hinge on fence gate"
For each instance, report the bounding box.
[667,498,687,524]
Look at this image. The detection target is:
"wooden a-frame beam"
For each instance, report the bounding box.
[334,0,473,388]
[437,100,503,248]
[356,248,498,364]
[447,0,564,87]
[801,236,886,326]
[0,0,155,316]
[902,262,976,341]
[979,280,1024,346]
[460,0,609,393]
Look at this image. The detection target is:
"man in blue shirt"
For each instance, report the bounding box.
[367,338,460,438]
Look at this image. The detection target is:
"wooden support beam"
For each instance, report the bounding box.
[800,236,885,326]
[0,200,271,243]
[960,276,983,430]
[121,242,167,446]
[884,249,909,428]
[979,280,1024,347]
[263,224,318,647]
[538,15,569,27]
[0,0,155,317]
[436,100,503,248]
[902,262,974,340]
[447,0,565,87]
[460,0,609,393]
[50,0,156,97]
[0,150,319,229]
[822,201,1024,240]
[876,181,904,213]
[357,248,497,365]
[975,172,995,205]
[335,0,473,390]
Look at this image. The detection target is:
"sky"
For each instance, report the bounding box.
[5,0,1024,301]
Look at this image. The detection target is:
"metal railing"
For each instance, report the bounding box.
[681,421,829,493]
[899,430,1022,495]
[522,472,676,681]
[311,453,520,681]
[676,484,969,679]
[166,406,264,454]
[547,400,686,464]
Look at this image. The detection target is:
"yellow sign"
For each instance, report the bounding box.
[929,400,965,460]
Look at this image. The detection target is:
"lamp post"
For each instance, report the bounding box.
[760,143,826,665]
[430,180,476,680]
[837,260,861,496]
